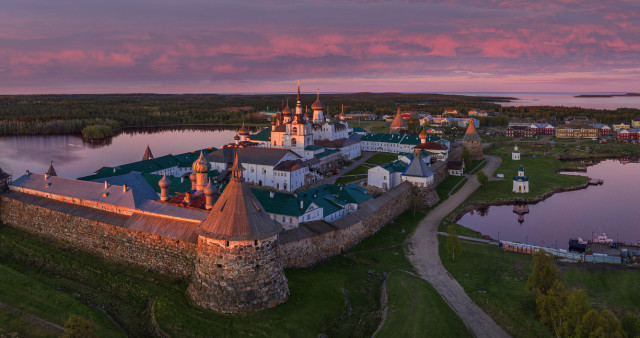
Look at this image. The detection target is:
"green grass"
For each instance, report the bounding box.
[488,139,640,160]
[0,264,123,337]
[468,160,487,174]
[365,153,398,165]
[438,237,553,337]
[0,210,468,337]
[562,267,640,318]
[468,155,588,202]
[436,175,466,201]
[439,227,640,337]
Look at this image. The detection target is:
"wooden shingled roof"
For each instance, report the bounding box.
[462,119,482,142]
[199,150,282,241]
[391,108,408,129]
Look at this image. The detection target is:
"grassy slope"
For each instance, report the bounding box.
[467,155,587,202]
[0,210,468,337]
[490,139,640,160]
[439,236,640,337]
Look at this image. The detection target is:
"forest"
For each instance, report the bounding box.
[0,93,637,136]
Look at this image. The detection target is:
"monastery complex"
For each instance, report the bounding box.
[0,85,482,314]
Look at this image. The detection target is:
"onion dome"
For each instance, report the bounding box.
[159,174,172,189]
[311,89,325,110]
[419,128,428,139]
[238,122,250,136]
[189,171,197,182]
[233,134,240,141]
[192,151,210,173]
[282,102,291,116]
[203,178,215,196]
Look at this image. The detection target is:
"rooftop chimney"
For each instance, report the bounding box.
[26,170,30,176]
[300,200,303,209]
[122,184,127,193]
[104,181,108,189]
[269,191,275,198]
[44,173,49,180]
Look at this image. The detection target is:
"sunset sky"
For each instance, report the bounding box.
[2,0,639,94]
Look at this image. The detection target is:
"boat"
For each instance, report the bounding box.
[569,238,587,252]
[592,233,614,244]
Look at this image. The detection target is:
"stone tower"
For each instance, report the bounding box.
[142,145,154,161]
[188,149,289,313]
[390,108,407,133]
[462,119,483,160]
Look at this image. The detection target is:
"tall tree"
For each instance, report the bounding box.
[621,312,640,338]
[461,149,472,171]
[476,171,489,190]
[527,250,558,296]
[536,280,568,335]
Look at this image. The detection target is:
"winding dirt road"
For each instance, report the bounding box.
[408,155,510,338]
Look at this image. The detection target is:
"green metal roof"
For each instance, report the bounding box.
[305,145,324,151]
[142,173,193,195]
[399,135,420,145]
[381,160,408,173]
[152,154,181,169]
[251,188,312,217]
[352,127,366,133]
[314,148,341,159]
[251,128,272,141]
[359,133,384,142]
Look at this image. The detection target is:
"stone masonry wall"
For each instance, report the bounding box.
[188,235,289,313]
[413,185,440,207]
[279,182,412,268]
[0,196,196,278]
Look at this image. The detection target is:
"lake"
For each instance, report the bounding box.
[458,159,640,248]
[441,92,640,110]
[0,127,240,179]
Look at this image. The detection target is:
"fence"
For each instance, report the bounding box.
[499,240,622,264]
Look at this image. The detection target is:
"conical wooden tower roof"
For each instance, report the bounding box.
[142,145,154,160]
[46,161,57,177]
[199,149,282,241]
[391,108,407,129]
[462,119,481,142]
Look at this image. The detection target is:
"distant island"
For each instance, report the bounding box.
[575,93,640,98]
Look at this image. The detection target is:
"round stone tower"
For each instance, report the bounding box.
[462,119,483,160]
[188,149,289,313]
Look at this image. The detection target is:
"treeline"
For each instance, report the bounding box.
[0,93,508,136]
[527,251,640,337]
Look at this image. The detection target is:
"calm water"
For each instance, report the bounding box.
[0,127,238,179]
[442,92,640,110]
[458,159,640,248]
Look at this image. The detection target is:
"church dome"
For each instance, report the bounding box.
[233,134,240,141]
[282,104,291,116]
[192,151,210,173]
[311,92,325,110]
[419,128,427,139]
[159,174,172,189]
[189,171,197,182]
[203,179,216,196]
[238,124,250,136]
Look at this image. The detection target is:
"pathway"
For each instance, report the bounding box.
[407,155,510,338]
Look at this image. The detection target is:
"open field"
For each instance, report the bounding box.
[488,139,640,160]
[439,234,640,337]
[0,210,468,337]
[467,155,587,202]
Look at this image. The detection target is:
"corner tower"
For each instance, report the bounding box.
[187,149,289,313]
[462,119,483,160]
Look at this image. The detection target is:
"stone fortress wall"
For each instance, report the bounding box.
[0,182,412,277]
[278,182,412,268]
[0,194,197,278]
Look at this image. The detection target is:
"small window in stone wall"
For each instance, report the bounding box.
[225,241,229,247]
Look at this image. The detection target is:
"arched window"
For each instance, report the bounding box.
[291,138,297,146]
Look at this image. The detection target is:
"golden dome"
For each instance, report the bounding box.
[192,151,210,173]
[419,128,428,139]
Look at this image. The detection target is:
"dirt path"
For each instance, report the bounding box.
[407,155,510,338]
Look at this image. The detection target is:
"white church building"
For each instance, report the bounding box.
[512,166,530,193]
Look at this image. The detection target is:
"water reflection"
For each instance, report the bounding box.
[459,159,640,248]
[0,126,240,179]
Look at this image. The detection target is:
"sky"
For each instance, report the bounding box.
[1,0,639,94]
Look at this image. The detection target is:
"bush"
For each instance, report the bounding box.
[62,315,97,338]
